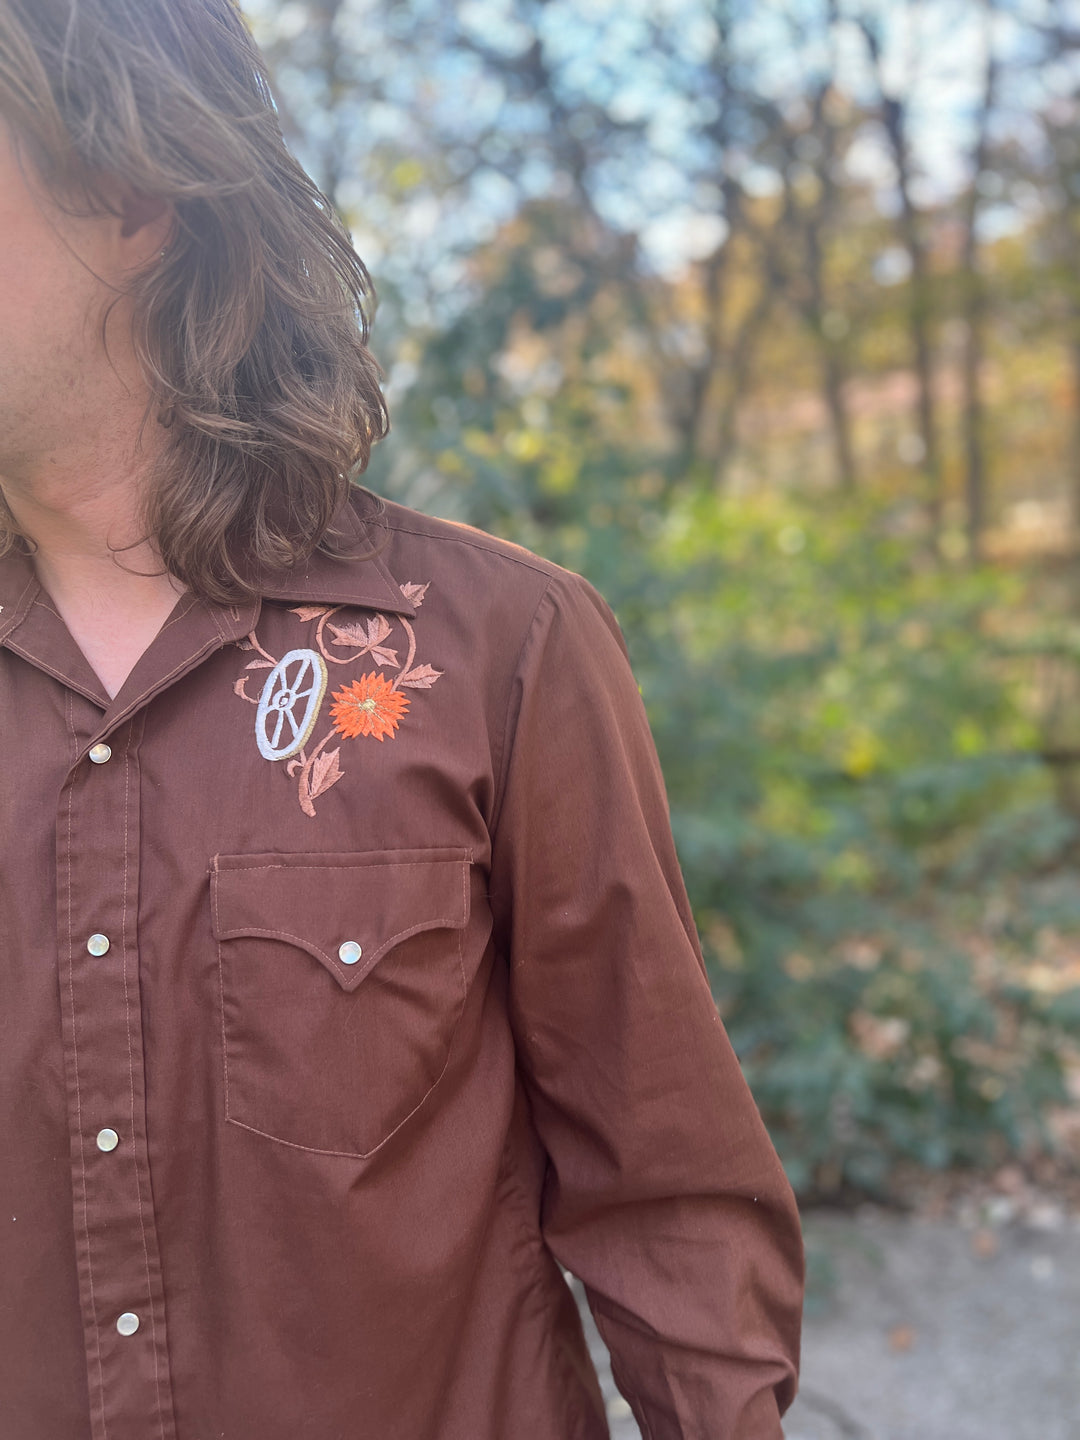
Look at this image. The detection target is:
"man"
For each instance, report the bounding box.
[0,1,804,1437]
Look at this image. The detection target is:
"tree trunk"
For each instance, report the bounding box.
[858,14,942,530]
[822,350,857,492]
[887,99,941,528]
[798,78,858,492]
[959,10,997,561]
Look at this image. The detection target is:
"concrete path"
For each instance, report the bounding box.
[579,1200,1080,1440]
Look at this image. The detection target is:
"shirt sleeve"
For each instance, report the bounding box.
[487,567,804,1440]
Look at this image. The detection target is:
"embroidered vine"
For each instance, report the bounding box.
[232,581,442,817]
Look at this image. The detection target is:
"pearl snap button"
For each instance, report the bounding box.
[88,743,112,764]
[96,1128,120,1153]
[338,941,363,965]
[116,1312,140,1336]
[86,934,110,957]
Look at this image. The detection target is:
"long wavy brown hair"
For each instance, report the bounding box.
[0,0,389,601]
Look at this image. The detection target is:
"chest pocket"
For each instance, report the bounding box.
[211,848,471,1158]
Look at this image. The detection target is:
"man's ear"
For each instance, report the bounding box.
[117,188,174,263]
[119,188,170,241]
[89,176,175,270]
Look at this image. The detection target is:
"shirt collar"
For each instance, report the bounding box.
[0,487,415,651]
[0,544,41,648]
[249,490,416,617]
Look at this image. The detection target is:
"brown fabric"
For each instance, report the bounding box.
[0,491,804,1440]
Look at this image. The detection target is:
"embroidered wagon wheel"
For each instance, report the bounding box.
[255,648,329,761]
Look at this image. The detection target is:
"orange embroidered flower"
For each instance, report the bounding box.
[329,673,410,741]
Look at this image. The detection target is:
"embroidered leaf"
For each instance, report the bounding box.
[329,614,393,654]
[369,645,399,668]
[399,663,443,689]
[310,747,344,799]
[290,605,332,622]
[233,676,257,704]
[246,658,274,670]
[327,622,370,648]
[297,746,344,817]
[400,581,429,606]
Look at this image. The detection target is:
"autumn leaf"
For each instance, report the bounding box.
[290,605,332,622]
[400,581,429,606]
[309,747,344,799]
[329,614,392,651]
[246,658,274,670]
[298,747,344,816]
[399,663,443,689]
[328,622,368,647]
[972,1229,998,1259]
[369,645,399,667]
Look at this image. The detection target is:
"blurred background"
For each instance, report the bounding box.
[245,2,1080,1433]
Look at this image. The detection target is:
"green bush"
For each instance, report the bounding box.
[372,349,1080,1199]
[494,482,1080,1197]
[639,493,1078,1195]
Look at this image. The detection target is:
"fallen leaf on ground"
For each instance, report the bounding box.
[972,1227,999,1259]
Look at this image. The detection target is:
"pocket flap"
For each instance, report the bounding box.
[211,848,471,993]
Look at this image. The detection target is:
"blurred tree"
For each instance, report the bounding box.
[765,2,861,490]
[957,0,999,559]
[854,1,944,529]
[1039,0,1080,536]
[243,0,1080,1195]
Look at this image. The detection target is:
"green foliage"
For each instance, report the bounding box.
[616,492,1080,1196]
[378,424,1080,1196]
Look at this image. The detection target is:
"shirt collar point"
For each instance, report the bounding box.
[236,494,415,618]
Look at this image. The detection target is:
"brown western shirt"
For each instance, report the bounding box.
[0,491,803,1440]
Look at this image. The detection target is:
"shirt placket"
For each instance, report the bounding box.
[55,706,177,1440]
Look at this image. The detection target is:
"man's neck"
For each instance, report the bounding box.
[0,435,189,699]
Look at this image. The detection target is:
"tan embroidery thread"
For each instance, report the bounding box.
[232,581,442,817]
